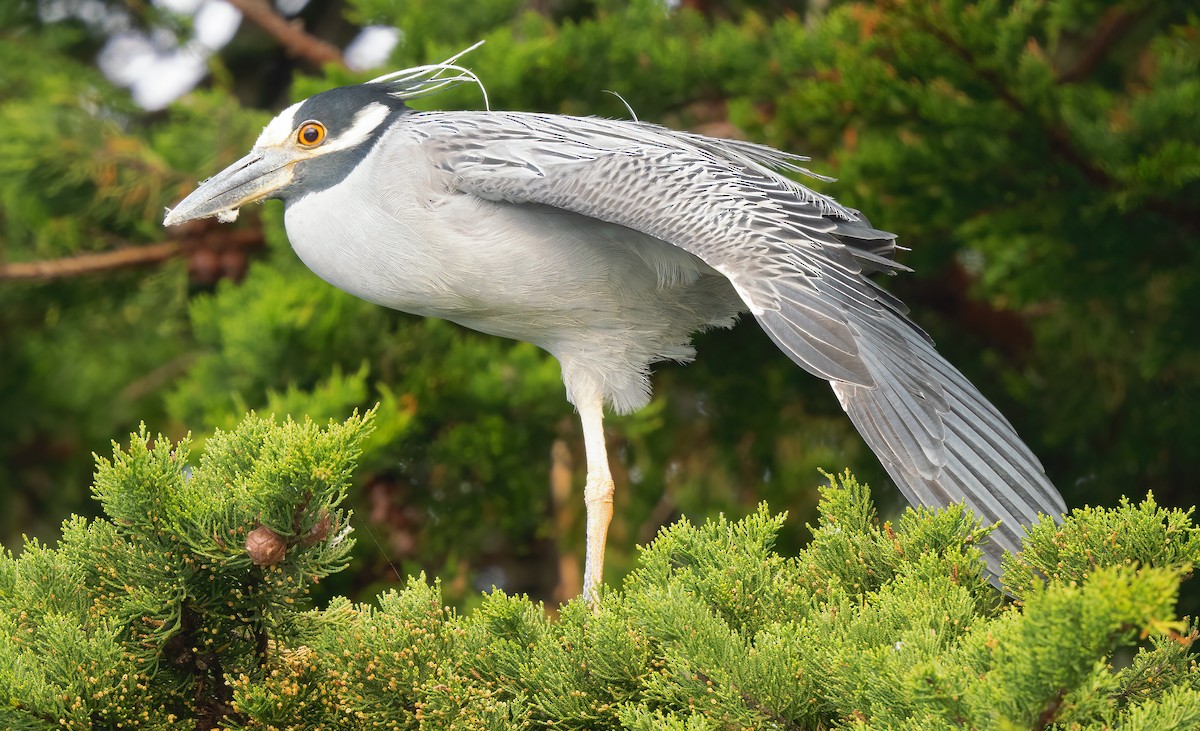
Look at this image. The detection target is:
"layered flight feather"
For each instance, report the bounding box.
[403,110,1065,575]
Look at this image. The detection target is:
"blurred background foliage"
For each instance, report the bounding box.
[1,0,1197,607]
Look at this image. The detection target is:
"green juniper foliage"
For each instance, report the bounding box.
[2,415,1198,729]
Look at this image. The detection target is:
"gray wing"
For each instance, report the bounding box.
[415,111,1066,576]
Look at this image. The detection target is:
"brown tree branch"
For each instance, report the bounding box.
[0,242,182,281]
[1057,6,1138,84]
[0,229,263,282]
[224,0,344,67]
[909,14,1200,232]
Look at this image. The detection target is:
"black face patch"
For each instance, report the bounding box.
[275,85,413,204]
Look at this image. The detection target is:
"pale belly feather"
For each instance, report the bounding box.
[283,139,743,411]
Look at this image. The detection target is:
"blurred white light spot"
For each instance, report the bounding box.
[274,0,311,16]
[97,0,244,110]
[39,0,70,22]
[194,0,242,50]
[97,32,159,87]
[154,0,204,14]
[131,45,209,111]
[344,25,400,71]
[42,0,130,34]
[149,25,179,49]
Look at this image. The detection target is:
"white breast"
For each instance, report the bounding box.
[284,133,456,315]
[281,120,744,412]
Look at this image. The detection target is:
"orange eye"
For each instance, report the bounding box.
[296,121,326,147]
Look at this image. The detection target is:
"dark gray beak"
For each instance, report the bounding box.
[163,148,294,226]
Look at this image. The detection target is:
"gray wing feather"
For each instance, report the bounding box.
[415,110,1066,576]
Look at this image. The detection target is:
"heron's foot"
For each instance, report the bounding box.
[582,474,615,606]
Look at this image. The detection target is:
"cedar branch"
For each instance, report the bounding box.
[908,12,1200,232]
[0,229,263,282]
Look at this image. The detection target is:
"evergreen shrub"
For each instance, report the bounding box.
[2,413,1197,729]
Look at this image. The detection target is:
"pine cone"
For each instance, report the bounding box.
[299,510,332,547]
[246,525,287,566]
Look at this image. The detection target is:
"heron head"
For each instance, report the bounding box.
[163,85,410,226]
[164,43,487,227]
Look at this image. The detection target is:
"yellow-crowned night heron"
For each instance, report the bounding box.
[165,53,1066,599]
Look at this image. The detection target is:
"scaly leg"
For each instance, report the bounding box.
[578,395,614,604]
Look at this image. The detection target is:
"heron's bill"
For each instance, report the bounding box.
[164,149,294,226]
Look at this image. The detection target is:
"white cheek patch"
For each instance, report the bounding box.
[250,99,390,161]
[318,102,391,154]
[255,101,304,148]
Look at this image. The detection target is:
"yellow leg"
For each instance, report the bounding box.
[578,396,614,605]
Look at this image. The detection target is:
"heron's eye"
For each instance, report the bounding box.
[297,121,326,147]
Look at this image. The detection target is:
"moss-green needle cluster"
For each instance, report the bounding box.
[2,414,1198,729]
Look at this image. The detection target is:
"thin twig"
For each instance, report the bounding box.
[1057,6,1138,84]
[0,229,263,282]
[1033,687,1067,730]
[0,242,181,281]
[224,0,344,67]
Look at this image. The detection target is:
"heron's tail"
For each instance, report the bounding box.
[829,319,1066,581]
